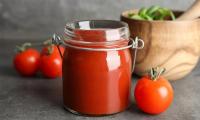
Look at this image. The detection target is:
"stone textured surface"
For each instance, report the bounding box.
[0,0,196,40]
[0,40,200,120]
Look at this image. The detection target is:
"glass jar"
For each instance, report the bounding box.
[52,20,144,116]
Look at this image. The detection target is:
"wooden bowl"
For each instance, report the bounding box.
[121,10,200,80]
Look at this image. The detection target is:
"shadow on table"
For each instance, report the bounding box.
[127,102,145,114]
[0,64,19,77]
[32,83,63,106]
[0,64,46,79]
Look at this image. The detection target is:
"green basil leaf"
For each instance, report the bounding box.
[170,11,176,20]
[128,13,135,18]
[130,14,146,20]
[142,14,153,21]
[146,5,160,16]
[138,8,148,16]
[128,6,176,21]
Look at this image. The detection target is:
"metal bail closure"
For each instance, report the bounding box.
[52,33,64,58]
[52,34,62,45]
[130,37,144,49]
[130,37,144,73]
[52,34,144,51]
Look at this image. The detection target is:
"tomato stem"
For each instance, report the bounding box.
[43,39,52,46]
[15,39,54,54]
[43,39,54,55]
[16,42,32,52]
[15,41,48,53]
[149,67,166,81]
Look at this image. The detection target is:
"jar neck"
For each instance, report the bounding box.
[63,20,130,47]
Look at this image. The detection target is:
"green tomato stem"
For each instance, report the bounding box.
[16,42,32,52]
[149,67,166,81]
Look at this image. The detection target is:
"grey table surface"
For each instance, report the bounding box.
[0,40,200,120]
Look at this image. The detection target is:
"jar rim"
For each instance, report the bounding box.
[64,20,130,45]
[65,20,128,31]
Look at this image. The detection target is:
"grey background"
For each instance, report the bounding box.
[0,0,196,40]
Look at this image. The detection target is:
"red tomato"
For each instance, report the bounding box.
[40,45,64,78]
[13,48,40,76]
[134,75,174,114]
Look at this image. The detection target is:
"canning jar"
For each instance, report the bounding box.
[52,20,144,116]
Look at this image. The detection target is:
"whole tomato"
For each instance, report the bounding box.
[14,46,40,76]
[40,45,64,78]
[134,68,174,114]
